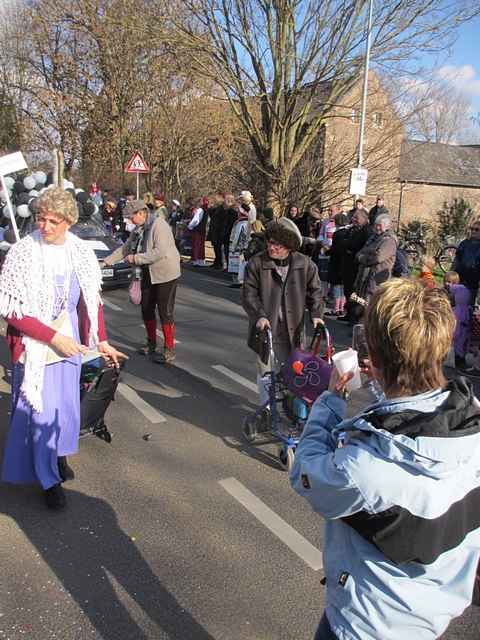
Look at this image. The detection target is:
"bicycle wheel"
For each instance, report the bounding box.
[437,245,457,273]
[403,242,422,268]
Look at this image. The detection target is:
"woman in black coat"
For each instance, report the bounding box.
[326,213,349,316]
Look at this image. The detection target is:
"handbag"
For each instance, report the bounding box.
[248,324,270,365]
[128,278,142,305]
[283,324,333,403]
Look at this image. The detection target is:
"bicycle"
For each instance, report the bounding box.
[400,231,457,274]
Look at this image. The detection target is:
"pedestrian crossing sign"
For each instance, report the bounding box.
[125,151,150,174]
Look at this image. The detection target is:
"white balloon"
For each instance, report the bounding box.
[28,189,39,197]
[17,204,31,218]
[2,205,13,218]
[23,176,36,190]
[34,171,47,185]
[4,176,14,189]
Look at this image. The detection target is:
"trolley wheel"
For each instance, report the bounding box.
[242,415,258,443]
[278,446,295,473]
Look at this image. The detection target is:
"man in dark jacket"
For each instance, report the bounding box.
[242,218,324,415]
[208,194,227,269]
[340,209,370,322]
[368,195,389,226]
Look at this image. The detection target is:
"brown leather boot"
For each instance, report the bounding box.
[153,348,176,364]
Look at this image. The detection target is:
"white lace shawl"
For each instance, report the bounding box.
[0,230,103,412]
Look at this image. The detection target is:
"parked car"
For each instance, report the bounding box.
[70,220,132,288]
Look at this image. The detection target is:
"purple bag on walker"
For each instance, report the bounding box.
[283,324,333,403]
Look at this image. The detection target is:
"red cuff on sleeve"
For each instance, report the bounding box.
[98,304,108,342]
[7,315,56,344]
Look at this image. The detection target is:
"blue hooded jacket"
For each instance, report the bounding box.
[291,379,480,640]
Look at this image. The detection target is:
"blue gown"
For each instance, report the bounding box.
[2,274,82,490]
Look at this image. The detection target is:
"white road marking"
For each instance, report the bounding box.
[102,298,122,311]
[219,477,323,571]
[122,371,184,398]
[156,330,181,345]
[117,383,167,423]
[212,365,257,393]
[110,339,135,352]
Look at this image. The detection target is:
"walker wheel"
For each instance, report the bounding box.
[242,415,258,443]
[278,446,295,472]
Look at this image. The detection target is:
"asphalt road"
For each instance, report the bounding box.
[0,264,479,640]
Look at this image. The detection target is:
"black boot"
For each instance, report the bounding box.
[45,484,67,510]
[455,355,466,370]
[58,456,75,482]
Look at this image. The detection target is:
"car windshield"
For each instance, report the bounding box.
[71,221,107,239]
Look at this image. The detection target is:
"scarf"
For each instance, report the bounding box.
[0,230,103,412]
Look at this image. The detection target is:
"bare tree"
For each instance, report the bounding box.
[170,0,479,213]
[405,80,475,144]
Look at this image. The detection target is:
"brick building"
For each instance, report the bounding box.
[397,140,480,225]
[312,74,480,225]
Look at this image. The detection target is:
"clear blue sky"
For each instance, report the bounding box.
[423,15,480,113]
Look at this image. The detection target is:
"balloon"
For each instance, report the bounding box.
[28,189,39,198]
[16,192,30,205]
[34,171,47,185]
[17,204,31,218]
[4,176,15,189]
[28,197,40,214]
[292,360,304,375]
[2,205,13,218]
[23,175,36,190]
[13,181,26,194]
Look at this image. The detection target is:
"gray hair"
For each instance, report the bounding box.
[375,214,391,229]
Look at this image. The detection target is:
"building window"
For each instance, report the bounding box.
[372,112,383,128]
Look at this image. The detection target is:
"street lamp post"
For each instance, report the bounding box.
[357,0,374,170]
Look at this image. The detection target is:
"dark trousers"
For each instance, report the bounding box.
[314,614,337,640]
[141,278,178,324]
[212,238,224,266]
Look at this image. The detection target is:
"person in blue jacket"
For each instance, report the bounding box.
[291,278,480,640]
